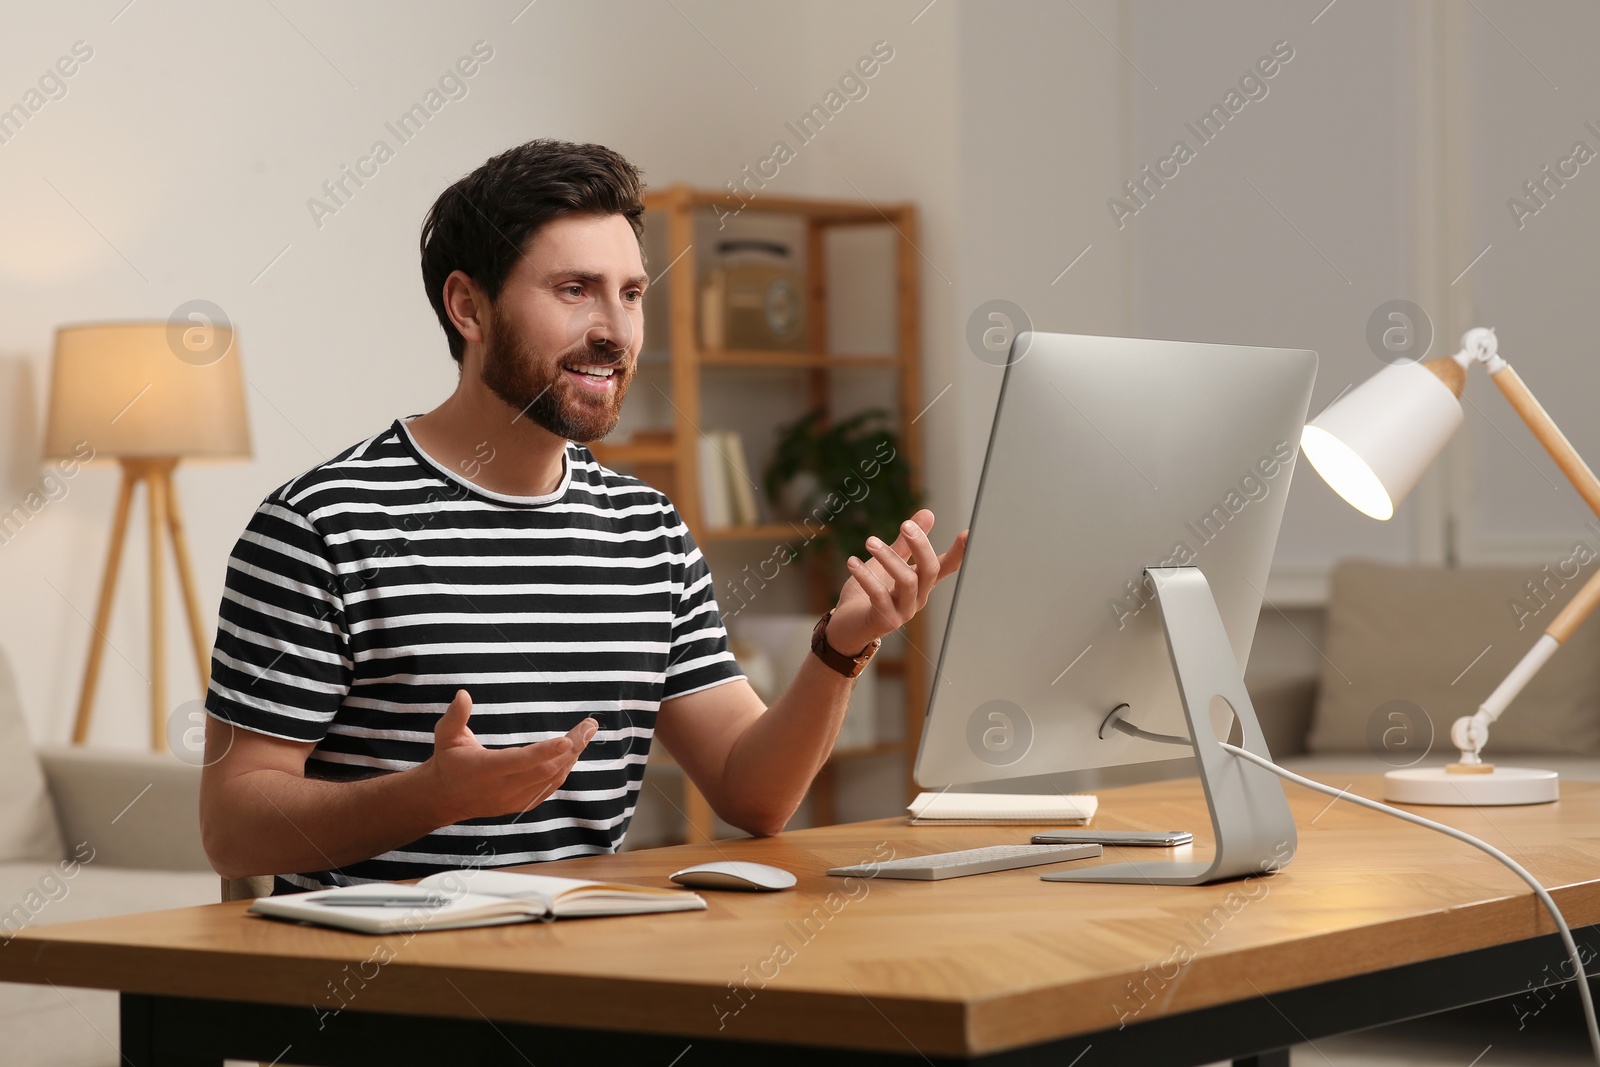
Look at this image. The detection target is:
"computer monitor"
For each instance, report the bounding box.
[913,331,1317,885]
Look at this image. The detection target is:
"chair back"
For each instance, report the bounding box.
[221,875,274,901]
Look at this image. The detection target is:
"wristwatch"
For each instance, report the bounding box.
[810,609,881,678]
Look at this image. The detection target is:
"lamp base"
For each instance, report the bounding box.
[1384,766,1559,806]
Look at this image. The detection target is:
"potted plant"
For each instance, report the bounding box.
[762,407,921,573]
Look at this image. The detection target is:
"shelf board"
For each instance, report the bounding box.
[644,187,907,222]
[588,441,675,465]
[699,349,898,370]
[700,522,820,543]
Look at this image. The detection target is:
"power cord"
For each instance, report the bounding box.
[1217,741,1600,1065]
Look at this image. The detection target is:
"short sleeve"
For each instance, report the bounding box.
[205,495,352,743]
[662,505,745,701]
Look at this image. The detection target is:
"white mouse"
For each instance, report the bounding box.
[669,861,797,892]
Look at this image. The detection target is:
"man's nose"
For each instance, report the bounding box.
[579,296,635,352]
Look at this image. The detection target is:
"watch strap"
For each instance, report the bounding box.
[811,610,880,678]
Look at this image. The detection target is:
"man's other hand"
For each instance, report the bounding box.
[422,689,598,823]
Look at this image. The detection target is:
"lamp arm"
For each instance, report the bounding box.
[1450,355,1600,763]
[1489,362,1600,519]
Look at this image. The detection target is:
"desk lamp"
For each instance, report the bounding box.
[1300,326,1590,805]
[43,321,250,750]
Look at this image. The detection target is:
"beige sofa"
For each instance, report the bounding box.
[1255,559,1600,781]
[0,651,217,1067]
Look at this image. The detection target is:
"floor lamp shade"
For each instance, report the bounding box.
[42,321,250,461]
[1299,360,1462,520]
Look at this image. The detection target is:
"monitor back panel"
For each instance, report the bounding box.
[914,332,1317,788]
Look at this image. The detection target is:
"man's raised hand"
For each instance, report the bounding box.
[827,508,970,654]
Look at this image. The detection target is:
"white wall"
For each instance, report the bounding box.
[955,0,1132,498]
[1125,0,1423,595]
[1459,0,1600,565]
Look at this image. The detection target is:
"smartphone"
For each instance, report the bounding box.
[1031,829,1193,847]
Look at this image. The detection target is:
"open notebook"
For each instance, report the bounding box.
[908,791,1098,825]
[247,870,706,935]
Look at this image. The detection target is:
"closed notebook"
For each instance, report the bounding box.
[908,791,1097,824]
[247,870,705,935]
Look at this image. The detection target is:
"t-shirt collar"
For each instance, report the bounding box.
[395,416,572,507]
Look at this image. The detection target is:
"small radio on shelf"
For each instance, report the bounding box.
[699,239,807,352]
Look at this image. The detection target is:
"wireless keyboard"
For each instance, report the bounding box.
[826,842,1102,881]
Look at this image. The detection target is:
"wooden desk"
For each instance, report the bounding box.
[5,774,1600,1066]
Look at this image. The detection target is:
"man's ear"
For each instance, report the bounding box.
[443,270,487,346]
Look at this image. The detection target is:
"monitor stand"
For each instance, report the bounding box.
[1042,567,1298,886]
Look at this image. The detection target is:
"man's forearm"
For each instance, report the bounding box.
[203,765,444,881]
[718,652,857,835]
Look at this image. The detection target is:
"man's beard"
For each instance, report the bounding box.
[479,306,632,443]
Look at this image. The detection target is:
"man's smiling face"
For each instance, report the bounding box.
[479,212,646,442]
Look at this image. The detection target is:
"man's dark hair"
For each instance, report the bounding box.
[420,139,646,363]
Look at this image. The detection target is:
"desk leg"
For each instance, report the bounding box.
[121,993,223,1067]
[1234,1051,1290,1067]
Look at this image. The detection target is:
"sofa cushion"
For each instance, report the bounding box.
[37,746,209,872]
[0,650,64,863]
[1306,560,1600,757]
[0,861,220,1067]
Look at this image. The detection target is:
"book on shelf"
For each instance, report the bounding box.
[907,792,1098,825]
[247,870,706,934]
[696,430,760,528]
[697,432,734,528]
[722,431,761,525]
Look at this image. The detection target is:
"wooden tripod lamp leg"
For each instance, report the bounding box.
[161,467,212,692]
[146,462,168,752]
[72,464,138,745]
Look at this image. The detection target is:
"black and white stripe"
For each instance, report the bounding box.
[205,418,743,893]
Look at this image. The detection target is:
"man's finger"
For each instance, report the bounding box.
[490,717,597,774]
[884,509,935,562]
[846,554,897,629]
[485,733,574,773]
[935,529,970,584]
[434,689,475,744]
[864,535,917,615]
[900,519,941,602]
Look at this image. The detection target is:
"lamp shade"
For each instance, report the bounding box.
[42,321,251,460]
[1299,359,1462,520]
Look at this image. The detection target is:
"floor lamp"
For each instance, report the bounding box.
[1300,326,1588,805]
[42,321,250,750]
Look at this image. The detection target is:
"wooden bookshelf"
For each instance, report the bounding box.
[590,183,927,842]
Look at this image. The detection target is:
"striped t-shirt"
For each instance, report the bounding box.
[204,418,744,893]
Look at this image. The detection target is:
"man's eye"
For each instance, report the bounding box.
[563,285,584,297]
[625,290,643,303]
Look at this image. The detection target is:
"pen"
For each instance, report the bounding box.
[312,894,451,908]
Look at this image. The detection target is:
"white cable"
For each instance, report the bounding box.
[1217,741,1600,1065]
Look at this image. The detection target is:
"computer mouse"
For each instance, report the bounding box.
[668,861,797,892]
